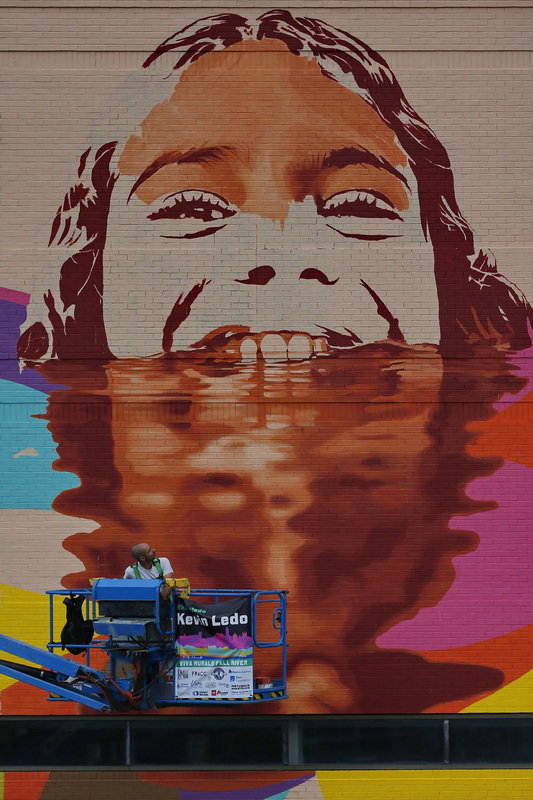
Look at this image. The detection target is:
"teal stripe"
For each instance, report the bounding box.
[0,380,78,508]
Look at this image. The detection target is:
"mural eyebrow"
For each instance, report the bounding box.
[321,147,409,189]
[127,145,242,201]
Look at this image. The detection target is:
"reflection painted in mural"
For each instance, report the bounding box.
[39,345,524,715]
[10,8,533,727]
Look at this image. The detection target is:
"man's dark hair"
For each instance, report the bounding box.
[18,9,532,362]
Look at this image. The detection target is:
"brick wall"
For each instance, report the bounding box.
[1,1,533,796]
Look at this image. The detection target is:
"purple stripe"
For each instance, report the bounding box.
[0,298,63,392]
[180,774,313,800]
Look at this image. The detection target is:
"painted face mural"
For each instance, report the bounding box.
[7,10,533,729]
[103,39,438,356]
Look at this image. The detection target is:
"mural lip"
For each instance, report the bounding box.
[20,335,442,374]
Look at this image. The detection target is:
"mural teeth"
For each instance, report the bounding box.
[287,334,312,360]
[260,333,287,361]
[239,337,258,361]
[233,333,328,362]
[312,337,329,353]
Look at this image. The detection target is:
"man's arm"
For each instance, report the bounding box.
[159,558,173,599]
[160,557,174,579]
[162,569,173,599]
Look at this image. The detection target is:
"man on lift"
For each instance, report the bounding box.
[124,543,174,599]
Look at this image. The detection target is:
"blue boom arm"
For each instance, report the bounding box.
[0,633,123,712]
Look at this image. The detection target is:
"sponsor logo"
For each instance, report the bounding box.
[213,667,225,680]
[230,675,236,682]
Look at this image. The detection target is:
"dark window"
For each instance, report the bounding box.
[0,720,125,767]
[131,719,286,766]
[450,718,533,764]
[3,715,533,769]
[301,718,443,765]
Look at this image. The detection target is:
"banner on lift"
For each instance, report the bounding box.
[175,596,253,699]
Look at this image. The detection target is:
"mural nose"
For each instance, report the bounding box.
[235,266,339,287]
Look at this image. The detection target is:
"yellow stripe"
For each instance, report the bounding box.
[317,769,533,800]
[0,584,64,692]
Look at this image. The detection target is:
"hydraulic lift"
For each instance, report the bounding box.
[0,580,288,712]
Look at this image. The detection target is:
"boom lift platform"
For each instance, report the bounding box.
[0,580,288,712]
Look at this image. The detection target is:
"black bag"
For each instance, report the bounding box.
[60,593,94,655]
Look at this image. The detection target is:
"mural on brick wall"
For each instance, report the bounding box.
[2,9,533,740]
[4,768,533,800]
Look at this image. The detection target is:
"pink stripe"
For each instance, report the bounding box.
[0,287,30,306]
[378,461,533,650]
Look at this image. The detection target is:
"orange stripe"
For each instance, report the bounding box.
[4,773,49,800]
[467,391,533,467]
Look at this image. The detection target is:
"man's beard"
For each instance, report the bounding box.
[40,342,519,712]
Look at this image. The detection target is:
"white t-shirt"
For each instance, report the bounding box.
[123,557,173,580]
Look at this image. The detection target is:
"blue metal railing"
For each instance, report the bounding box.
[43,583,288,707]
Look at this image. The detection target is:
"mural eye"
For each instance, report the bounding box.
[317,189,403,240]
[147,190,237,239]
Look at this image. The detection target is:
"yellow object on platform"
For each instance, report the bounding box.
[167,577,190,597]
